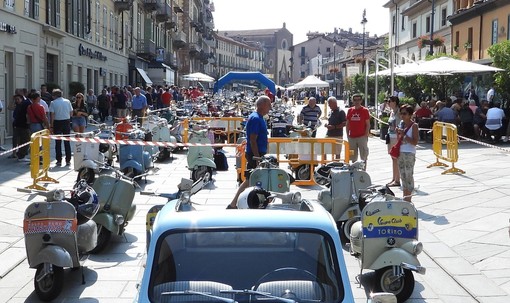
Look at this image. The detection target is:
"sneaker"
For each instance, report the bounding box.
[503,136,509,143]
[8,154,17,159]
[17,158,30,163]
[55,162,62,167]
[66,162,71,167]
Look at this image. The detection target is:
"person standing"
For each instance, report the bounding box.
[11,94,32,162]
[227,96,272,209]
[114,87,128,118]
[161,88,172,108]
[49,89,73,166]
[40,84,53,106]
[386,96,402,187]
[486,83,495,106]
[85,89,97,115]
[27,92,49,133]
[346,93,371,163]
[324,97,346,158]
[97,89,110,122]
[71,93,88,133]
[132,87,148,121]
[298,97,322,137]
[396,104,418,202]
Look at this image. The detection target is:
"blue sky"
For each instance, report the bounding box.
[212,0,389,44]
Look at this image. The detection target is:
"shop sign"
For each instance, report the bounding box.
[78,43,107,61]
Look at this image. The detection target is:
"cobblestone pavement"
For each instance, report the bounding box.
[0,112,509,302]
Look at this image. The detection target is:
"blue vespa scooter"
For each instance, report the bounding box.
[119,129,155,182]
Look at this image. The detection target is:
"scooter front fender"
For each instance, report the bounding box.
[120,159,143,172]
[191,157,217,169]
[29,245,74,269]
[365,248,421,271]
[80,159,99,171]
[92,212,120,235]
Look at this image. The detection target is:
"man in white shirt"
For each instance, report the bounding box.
[484,102,506,143]
[486,84,495,105]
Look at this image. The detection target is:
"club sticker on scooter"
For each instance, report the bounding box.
[362,215,417,239]
[23,218,77,234]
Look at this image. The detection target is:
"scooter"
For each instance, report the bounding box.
[247,155,293,193]
[142,177,205,251]
[143,113,177,161]
[74,124,116,184]
[187,127,216,183]
[88,169,137,253]
[20,180,100,301]
[287,122,319,180]
[349,188,426,302]
[119,129,155,181]
[316,161,371,243]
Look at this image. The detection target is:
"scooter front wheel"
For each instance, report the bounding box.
[34,263,64,302]
[375,267,415,302]
[192,166,213,182]
[77,167,95,184]
[88,224,112,254]
[122,167,139,179]
[295,164,311,180]
[339,217,360,244]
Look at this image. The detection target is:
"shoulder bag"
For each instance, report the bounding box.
[389,123,413,159]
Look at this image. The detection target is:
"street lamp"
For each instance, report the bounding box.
[361,9,368,107]
[317,47,321,77]
[333,43,336,97]
[429,0,436,56]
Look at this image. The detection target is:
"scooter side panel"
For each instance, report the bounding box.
[191,157,217,169]
[330,171,353,220]
[120,159,143,172]
[92,212,120,235]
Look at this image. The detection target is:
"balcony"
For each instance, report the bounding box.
[172,31,187,49]
[164,52,178,70]
[155,2,171,23]
[113,0,132,12]
[189,42,201,55]
[204,9,214,29]
[141,0,159,12]
[203,35,215,47]
[166,13,177,28]
[136,39,156,60]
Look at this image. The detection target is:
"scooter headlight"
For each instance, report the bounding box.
[180,191,191,204]
[53,189,65,201]
[114,214,125,225]
[401,240,423,255]
[291,192,302,204]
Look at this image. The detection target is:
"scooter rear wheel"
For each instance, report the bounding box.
[338,217,360,244]
[192,166,213,182]
[88,224,112,254]
[122,167,139,179]
[295,164,311,180]
[77,167,95,184]
[34,264,64,302]
[375,267,415,302]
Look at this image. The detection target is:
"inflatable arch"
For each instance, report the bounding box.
[213,72,276,94]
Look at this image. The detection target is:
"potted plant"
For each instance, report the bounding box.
[464,42,472,50]
[453,45,459,52]
[432,36,445,47]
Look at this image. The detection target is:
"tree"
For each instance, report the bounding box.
[488,40,510,101]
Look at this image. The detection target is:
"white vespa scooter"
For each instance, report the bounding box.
[316,161,372,243]
[187,127,216,183]
[350,189,426,302]
[21,181,100,301]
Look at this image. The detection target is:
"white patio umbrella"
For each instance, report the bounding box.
[397,57,503,75]
[182,72,215,82]
[292,75,330,89]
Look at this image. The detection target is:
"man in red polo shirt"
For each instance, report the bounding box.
[161,87,172,108]
[346,93,371,164]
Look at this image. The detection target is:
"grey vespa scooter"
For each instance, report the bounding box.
[21,180,100,301]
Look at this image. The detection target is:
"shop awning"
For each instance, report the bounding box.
[136,68,153,85]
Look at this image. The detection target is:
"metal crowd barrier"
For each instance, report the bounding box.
[237,137,350,186]
[427,121,465,174]
[183,117,245,144]
[26,129,59,190]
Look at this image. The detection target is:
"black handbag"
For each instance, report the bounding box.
[385,133,390,144]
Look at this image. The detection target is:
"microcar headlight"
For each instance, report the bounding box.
[114,214,125,225]
[401,240,423,255]
[53,189,65,201]
[291,192,302,204]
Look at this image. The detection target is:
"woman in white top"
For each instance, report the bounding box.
[397,104,419,202]
[386,96,402,187]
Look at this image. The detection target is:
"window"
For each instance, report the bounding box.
[401,14,405,30]
[425,16,431,33]
[508,15,510,41]
[441,8,447,27]
[412,22,417,38]
[326,47,331,53]
[492,19,498,45]
[300,57,305,65]
[300,71,305,78]
[5,0,14,9]
[66,0,90,38]
[110,11,114,49]
[300,46,305,57]
[46,0,60,28]
[95,1,100,44]
[24,0,39,19]
[392,14,396,35]
[102,5,107,47]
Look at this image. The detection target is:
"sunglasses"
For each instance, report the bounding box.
[400,112,409,115]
